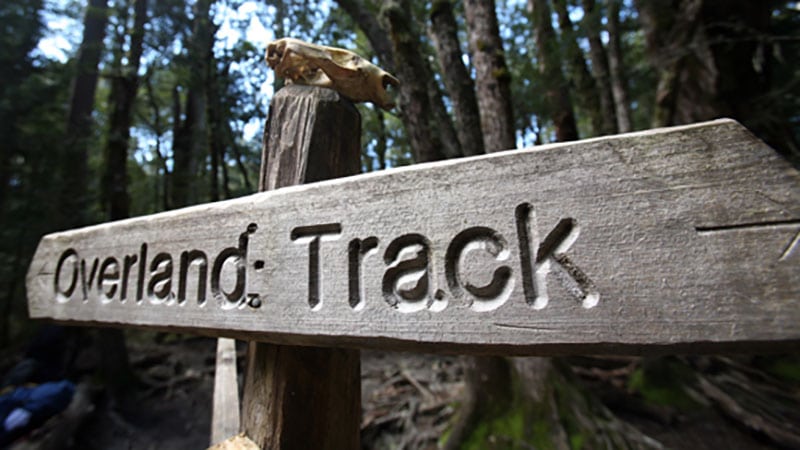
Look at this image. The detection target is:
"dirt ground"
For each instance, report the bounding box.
[3,333,796,449]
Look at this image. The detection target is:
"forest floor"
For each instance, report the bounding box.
[3,333,796,449]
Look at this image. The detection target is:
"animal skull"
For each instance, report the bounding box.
[266,38,400,110]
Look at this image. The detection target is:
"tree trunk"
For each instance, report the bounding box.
[379,0,447,163]
[60,0,109,229]
[463,0,516,152]
[172,0,213,208]
[102,0,147,220]
[208,56,226,202]
[375,108,388,170]
[429,0,485,156]
[607,0,633,133]
[529,0,579,142]
[444,1,519,446]
[636,0,781,128]
[581,0,618,135]
[635,0,706,128]
[337,0,458,162]
[427,76,463,159]
[552,0,604,136]
[98,0,147,403]
[334,0,395,71]
[443,356,514,450]
[0,0,43,218]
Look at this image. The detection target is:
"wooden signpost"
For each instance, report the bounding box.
[25,85,800,447]
[26,118,800,353]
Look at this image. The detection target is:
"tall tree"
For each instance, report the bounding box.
[582,0,618,135]
[635,0,799,164]
[0,0,43,218]
[379,0,449,162]
[530,0,579,141]
[552,0,604,135]
[99,0,149,403]
[0,0,46,345]
[607,0,633,132]
[334,0,395,71]
[463,0,516,152]
[429,0,485,156]
[336,0,461,162]
[172,0,213,207]
[208,55,225,202]
[443,1,520,447]
[102,0,148,220]
[60,0,110,228]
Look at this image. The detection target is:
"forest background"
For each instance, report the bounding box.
[0,0,798,448]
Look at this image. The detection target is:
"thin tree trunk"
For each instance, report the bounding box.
[427,76,463,159]
[103,0,147,220]
[607,0,632,132]
[375,108,388,170]
[582,0,618,135]
[172,0,213,208]
[444,1,519,446]
[143,72,170,211]
[208,57,224,202]
[334,0,395,71]
[338,0,458,162]
[529,0,579,142]
[270,0,287,92]
[0,235,27,347]
[379,0,447,163]
[226,124,253,193]
[98,0,147,403]
[429,0,485,156]
[635,0,704,128]
[463,0,516,152]
[60,0,109,228]
[552,0,604,136]
[171,83,189,207]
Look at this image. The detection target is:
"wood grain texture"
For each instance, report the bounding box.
[243,85,361,449]
[26,119,800,354]
[211,338,240,445]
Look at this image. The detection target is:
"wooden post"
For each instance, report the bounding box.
[211,338,240,445]
[240,84,362,448]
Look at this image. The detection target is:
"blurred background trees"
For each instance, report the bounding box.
[0,0,798,447]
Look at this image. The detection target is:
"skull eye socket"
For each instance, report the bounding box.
[381,74,400,89]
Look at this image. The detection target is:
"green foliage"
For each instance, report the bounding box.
[754,355,800,383]
[461,401,528,450]
[628,357,701,410]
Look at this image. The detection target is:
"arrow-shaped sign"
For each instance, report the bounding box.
[26,120,800,355]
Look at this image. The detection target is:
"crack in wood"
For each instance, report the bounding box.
[695,219,800,235]
[493,323,557,332]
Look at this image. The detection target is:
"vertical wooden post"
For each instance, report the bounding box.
[240,84,362,449]
[211,338,240,445]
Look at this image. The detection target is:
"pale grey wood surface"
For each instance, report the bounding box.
[26,119,800,354]
[210,337,239,446]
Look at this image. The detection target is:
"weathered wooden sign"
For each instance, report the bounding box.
[26,119,800,354]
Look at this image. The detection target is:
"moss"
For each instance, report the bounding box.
[492,66,511,82]
[756,355,800,383]
[628,357,701,410]
[460,402,527,449]
[569,433,586,450]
